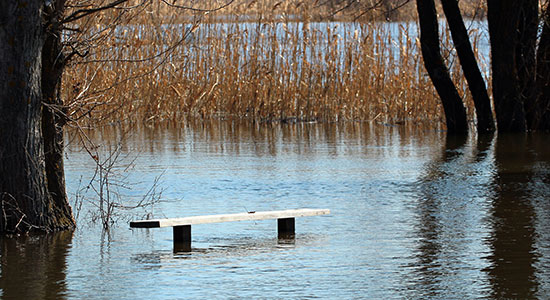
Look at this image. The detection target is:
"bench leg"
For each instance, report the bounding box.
[277,218,295,239]
[173,225,191,252]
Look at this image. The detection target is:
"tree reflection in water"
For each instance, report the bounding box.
[409,132,550,299]
[0,231,73,300]
[408,134,492,298]
[0,124,548,298]
[486,134,550,299]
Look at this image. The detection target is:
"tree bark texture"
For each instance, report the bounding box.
[516,0,539,131]
[440,0,495,133]
[0,0,74,233]
[42,0,74,231]
[416,0,469,134]
[536,3,550,131]
[487,0,527,132]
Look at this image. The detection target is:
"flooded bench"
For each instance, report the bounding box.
[130,208,330,251]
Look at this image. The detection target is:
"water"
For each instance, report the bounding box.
[1,121,549,299]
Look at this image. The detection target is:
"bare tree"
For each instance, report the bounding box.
[1,0,75,233]
[0,0,223,233]
[440,0,495,133]
[416,0,469,134]
[416,0,550,133]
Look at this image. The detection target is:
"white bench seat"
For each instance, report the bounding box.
[130,208,330,251]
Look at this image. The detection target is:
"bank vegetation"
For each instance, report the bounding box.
[62,0,488,128]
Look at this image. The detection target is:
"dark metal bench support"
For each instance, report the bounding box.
[173,225,192,252]
[277,217,295,238]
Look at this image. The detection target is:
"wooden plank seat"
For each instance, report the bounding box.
[130,208,330,251]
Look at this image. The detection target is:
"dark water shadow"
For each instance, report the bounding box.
[484,133,550,299]
[0,231,73,300]
[406,132,550,298]
[405,134,480,298]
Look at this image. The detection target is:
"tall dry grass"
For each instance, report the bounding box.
[129,0,486,23]
[62,0,488,128]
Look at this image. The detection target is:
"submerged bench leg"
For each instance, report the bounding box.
[277,218,295,239]
[173,225,191,252]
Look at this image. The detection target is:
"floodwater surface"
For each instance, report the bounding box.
[1,121,549,299]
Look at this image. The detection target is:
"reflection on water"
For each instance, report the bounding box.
[405,132,550,299]
[134,235,302,265]
[0,231,73,300]
[1,121,550,299]
[405,134,494,298]
[486,134,550,299]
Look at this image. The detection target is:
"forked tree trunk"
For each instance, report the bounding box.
[416,0,469,134]
[0,0,74,233]
[440,0,495,133]
[487,0,527,132]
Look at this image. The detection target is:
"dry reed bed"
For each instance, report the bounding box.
[63,9,487,127]
[105,0,486,23]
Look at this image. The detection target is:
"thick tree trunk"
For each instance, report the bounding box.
[0,0,74,233]
[440,0,495,133]
[516,0,539,131]
[416,0,469,134]
[536,3,550,131]
[487,0,527,132]
[42,0,74,230]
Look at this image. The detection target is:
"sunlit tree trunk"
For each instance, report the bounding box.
[440,0,495,133]
[0,0,74,233]
[416,0,469,134]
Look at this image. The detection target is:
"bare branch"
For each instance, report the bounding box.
[160,0,235,12]
[63,0,134,24]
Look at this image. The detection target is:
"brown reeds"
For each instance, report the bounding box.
[62,0,488,128]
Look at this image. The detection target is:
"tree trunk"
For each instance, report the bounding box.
[0,0,74,233]
[440,0,495,133]
[487,0,527,132]
[536,3,550,131]
[416,0,469,134]
[42,0,74,231]
[516,0,539,131]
